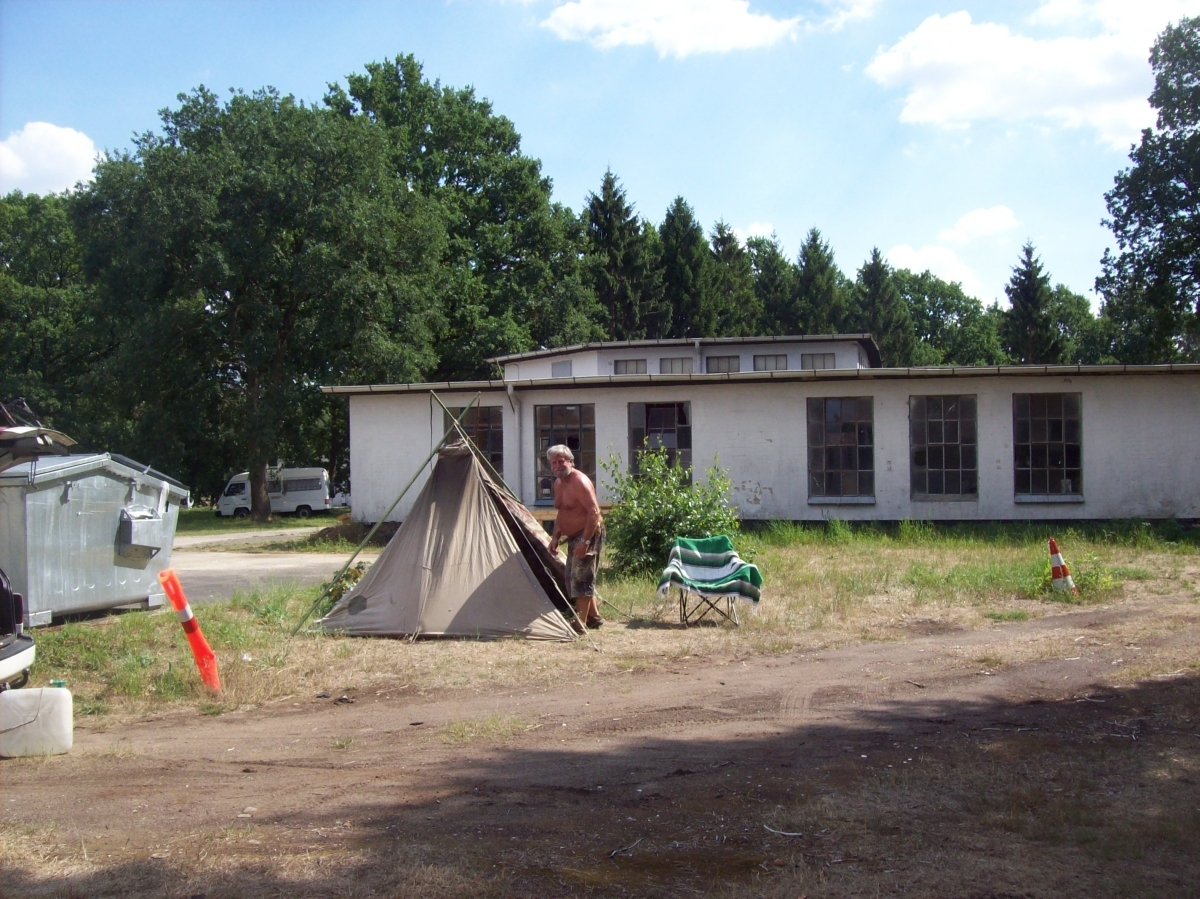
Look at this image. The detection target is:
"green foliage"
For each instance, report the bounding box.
[660,196,716,337]
[1026,552,1118,602]
[1001,243,1066,364]
[893,268,1008,365]
[708,221,761,335]
[746,234,796,336]
[853,248,916,366]
[601,447,740,574]
[1098,16,1200,362]
[793,228,852,334]
[584,169,666,340]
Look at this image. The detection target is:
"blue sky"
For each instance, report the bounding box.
[3,0,1196,307]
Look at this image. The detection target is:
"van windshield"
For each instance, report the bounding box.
[224,482,246,497]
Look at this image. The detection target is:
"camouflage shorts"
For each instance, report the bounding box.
[564,526,605,599]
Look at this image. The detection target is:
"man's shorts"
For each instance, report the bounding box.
[565,526,605,599]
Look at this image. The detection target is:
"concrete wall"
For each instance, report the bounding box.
[348,373,1200,522]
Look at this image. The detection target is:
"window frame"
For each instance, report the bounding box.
[806,396,875,504]
[628,402,692,478]
[614,359,647,375]
[445,405,504,474]
[705,355,741,374]
[753,353,788,372]
[801,352,836,370]
[534,403,596,503]
[909,395,979,502]
[659,356,694,375]
[550,360,573,378]
[1012,392,1083,502]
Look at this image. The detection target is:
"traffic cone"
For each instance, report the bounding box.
[157,569,221,691]
[1048,538,1078,594]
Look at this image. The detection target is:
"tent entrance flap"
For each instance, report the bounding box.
[318,441,577,642]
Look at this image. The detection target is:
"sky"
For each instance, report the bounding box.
[2,0,1197,308]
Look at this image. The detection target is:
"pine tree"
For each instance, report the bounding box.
[1001,243,1066,364]
[708,222,761,335]
[855,248,916,366]
[746,234,796,335]
[584,170,664,340]
[659,197,714,337]
[793,228,850,334]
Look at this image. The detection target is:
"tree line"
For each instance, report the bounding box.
[2,18,1197,512]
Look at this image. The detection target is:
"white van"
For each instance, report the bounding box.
[215,467,331,518]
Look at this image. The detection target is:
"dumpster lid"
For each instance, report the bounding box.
[0,453,190,498]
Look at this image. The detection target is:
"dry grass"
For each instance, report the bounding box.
[27,524,1200,722]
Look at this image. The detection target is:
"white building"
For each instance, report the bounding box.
[323,335,1200,523]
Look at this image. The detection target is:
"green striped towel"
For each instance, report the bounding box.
[656,535,763,603]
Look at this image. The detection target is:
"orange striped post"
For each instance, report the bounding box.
[1048,538,1078,594]
[157,569,221,691]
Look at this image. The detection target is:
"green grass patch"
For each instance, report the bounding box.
[174,507,329,535]
[985,610,1031,621]
[440,714,530,744]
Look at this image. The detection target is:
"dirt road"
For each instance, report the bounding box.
[5,592,1199,898]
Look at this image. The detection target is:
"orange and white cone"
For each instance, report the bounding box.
[1048,538,1078,594]
[158,569,222,691]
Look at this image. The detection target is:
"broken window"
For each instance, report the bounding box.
[1013,393,1082,496]
[807,396,874,498]
[445,406,503,473]
[910,395,978,499]
[534,404,596,501]
[628,402,691,477]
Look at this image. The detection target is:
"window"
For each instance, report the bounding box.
[706,355,740,373]
[1013,393,1082,497]
[807,397,874,499]
[628,402,691,474]
[284,477,323,493]
[535,404,596,501]
[754,354,787,371]
[910,395,977,499]
[801,353,836,370]
[614,359,647,375]
[551,360,572,378]
[224,481,246,497]
[660,356,693,374]
[445,406,503,472]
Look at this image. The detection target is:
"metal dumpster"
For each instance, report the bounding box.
[0,454,189,626]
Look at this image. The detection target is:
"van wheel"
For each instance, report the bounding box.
[233,507,249,519]
[295,506,311,519]
[214,510,223,518]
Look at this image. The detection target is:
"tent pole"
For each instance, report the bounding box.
[290,394,482,635]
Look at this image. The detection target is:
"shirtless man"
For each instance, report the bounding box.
[546,445,604,629]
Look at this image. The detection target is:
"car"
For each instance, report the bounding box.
[0,565,34,690]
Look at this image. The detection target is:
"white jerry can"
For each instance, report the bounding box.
[0,687,73,757]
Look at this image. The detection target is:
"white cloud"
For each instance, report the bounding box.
[938,205,1020,245]
[0,122,97,195]
[540,0,880,57]
[885,243,982,295]
[865,1,1197,149]
[733,220,774,243]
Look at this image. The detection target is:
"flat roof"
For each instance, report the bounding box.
[487,334,883,367]
[320,362,1200,397]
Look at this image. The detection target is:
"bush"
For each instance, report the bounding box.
[601,448,741,575]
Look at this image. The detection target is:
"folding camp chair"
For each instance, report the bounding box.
[657,536,762,627]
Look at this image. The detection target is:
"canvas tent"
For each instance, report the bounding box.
[319,441,579,641]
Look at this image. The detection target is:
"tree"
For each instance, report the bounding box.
[708,222,761,335]
[792,228,851,334]
[0,192,103,436]
[1097,16,1200,362]
[660,197,715,337]
[1048,285,1116,364]
[1001,243,1066,364]
[584,170,665,340]
[893,268,1007,365]
[746,234,796,335]
[75,87,447,516]
[328,55,603,376]
[852,249,916,366]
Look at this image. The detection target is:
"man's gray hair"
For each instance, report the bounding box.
[546,444,574,462]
